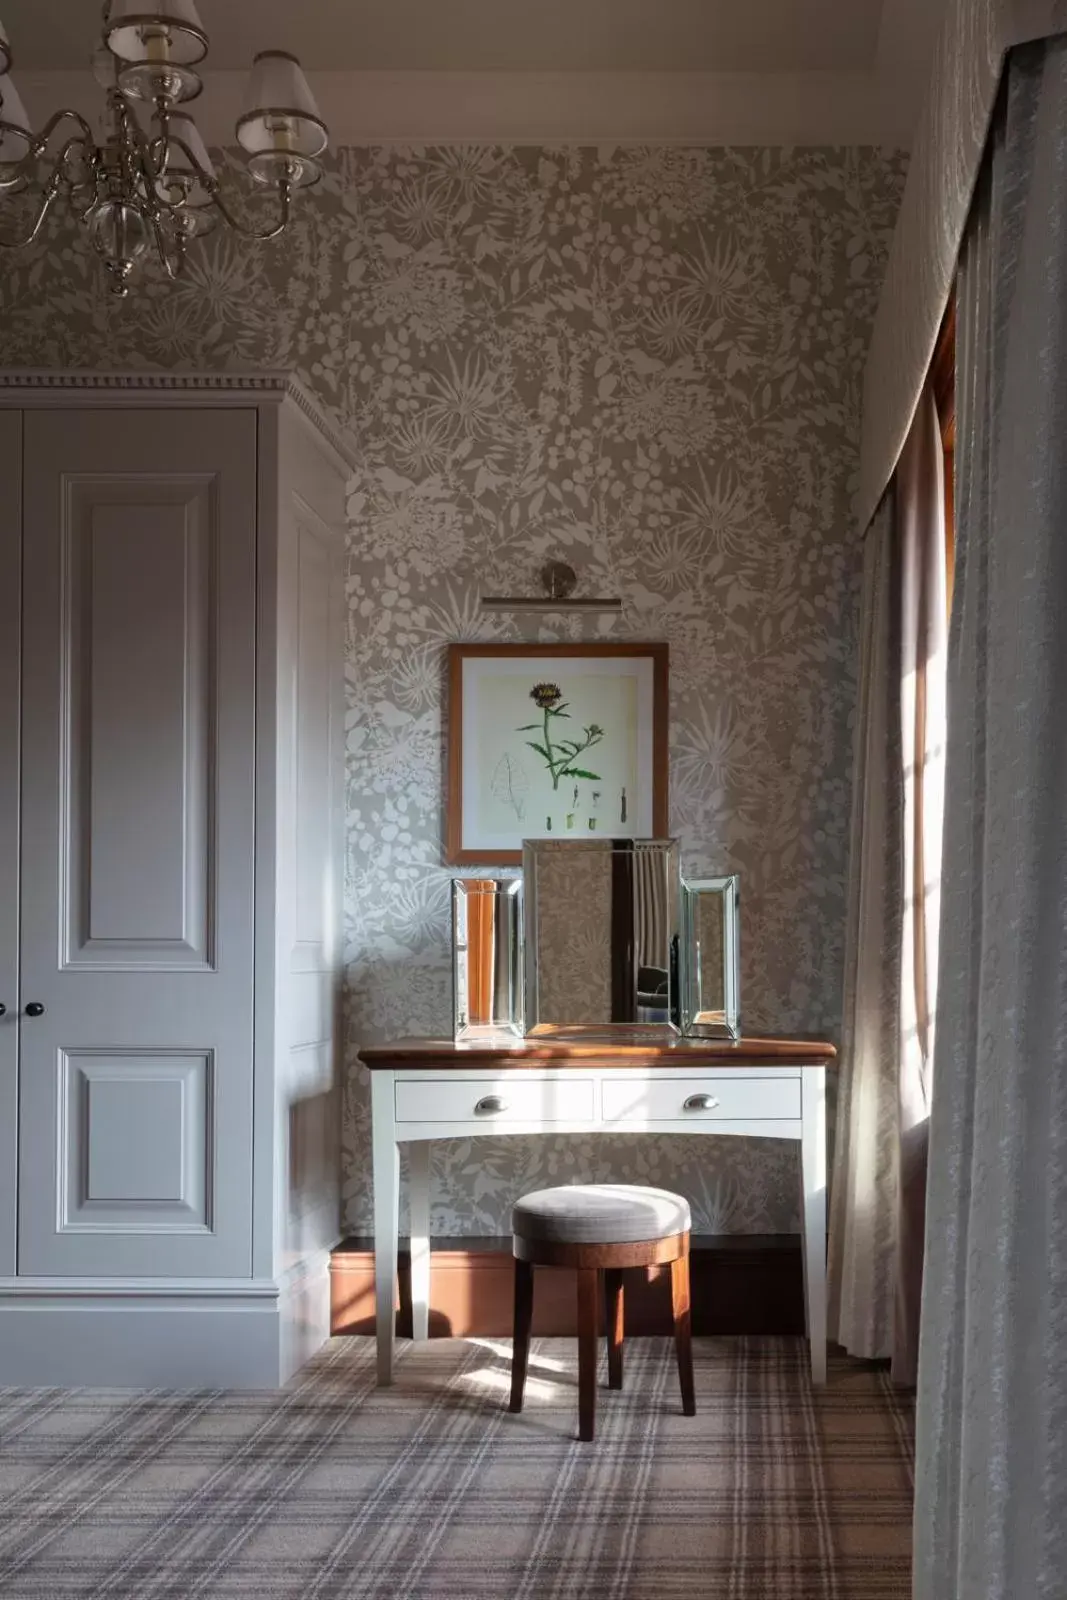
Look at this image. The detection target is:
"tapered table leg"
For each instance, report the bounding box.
[371,1071,399,1386]
[509,1258,534,1413]
[577,1268,599,1441]
[801,1066,828,1385]
[604,1267,624,1390]
[408,1141,431,1342]
[671,1251,696,1416]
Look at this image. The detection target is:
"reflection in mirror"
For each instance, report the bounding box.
[682,876,740,1040]
[452,878,524,1040]
[523,839,681,1040]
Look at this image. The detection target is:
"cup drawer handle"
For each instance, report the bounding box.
[683,1093,719,1112]
[475,1095,507,1115]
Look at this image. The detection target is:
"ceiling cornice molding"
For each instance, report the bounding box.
[18,68,915,147]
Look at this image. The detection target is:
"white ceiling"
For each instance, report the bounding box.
[3,0,949,144]
[6,0,887,73]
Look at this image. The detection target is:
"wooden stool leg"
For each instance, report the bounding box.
[509,1258,534,1413]
[670,1251,696,1417]
[604,1267,624,1390]
[577,1267,599,1441]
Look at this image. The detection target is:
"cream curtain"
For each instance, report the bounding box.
[827,496,902,1362]
[915,37,1067,1598]
[828,386,946,1382]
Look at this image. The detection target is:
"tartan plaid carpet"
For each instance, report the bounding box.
[0,1336,913,1599]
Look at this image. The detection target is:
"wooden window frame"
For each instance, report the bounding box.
[931,295,956,611]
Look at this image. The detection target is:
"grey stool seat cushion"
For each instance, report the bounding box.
[512,1183,691,1246]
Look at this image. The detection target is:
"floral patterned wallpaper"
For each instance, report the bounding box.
[0,142,906,1237]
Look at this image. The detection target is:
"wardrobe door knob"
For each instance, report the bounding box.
[24,1002,45,1017]
[0,1003,6,1016]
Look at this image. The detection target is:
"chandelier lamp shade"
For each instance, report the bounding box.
[0,1,330,295]
[236,52,329,187]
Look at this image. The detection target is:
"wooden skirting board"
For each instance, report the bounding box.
[330,1234,804,1339]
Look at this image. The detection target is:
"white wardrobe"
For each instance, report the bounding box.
[0,372,351,1387]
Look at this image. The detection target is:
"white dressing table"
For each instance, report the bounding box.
[361,1035,836,1386]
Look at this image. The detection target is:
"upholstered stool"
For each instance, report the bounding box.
[509,1183,696,1441]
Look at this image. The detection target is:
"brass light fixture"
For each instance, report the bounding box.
[0,2,328,295]
[480,560,622,614]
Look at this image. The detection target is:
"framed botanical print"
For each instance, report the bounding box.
[445,642,669,865]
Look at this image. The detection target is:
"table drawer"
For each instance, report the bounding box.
[395,1077,596,1125]
[602,1075,801,1124]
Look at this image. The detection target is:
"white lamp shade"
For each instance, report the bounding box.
[0,18,11,76]
[92,44,118,89]
[167,111,213,179]
[106,0,207,67]
[0,71,31,165]
[236,51,327,158]
[155,110,214,207]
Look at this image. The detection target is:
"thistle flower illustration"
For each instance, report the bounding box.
[517,681,604,791]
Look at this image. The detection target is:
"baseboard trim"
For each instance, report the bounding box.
[330,1234,804,1338]
[278,1246,335,1384]
[0,1275,281,1299]
[0,1251,335,1387]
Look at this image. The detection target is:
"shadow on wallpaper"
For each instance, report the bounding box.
[0,142,906,1235]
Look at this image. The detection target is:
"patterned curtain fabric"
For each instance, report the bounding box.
[829,387,947,1382]
[915,37,1067,1600]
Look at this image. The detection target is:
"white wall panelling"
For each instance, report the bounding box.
[63,1049,213,1222]
[0,411,21,1279]
[61,473,217,966]
[261,405,348,1287]
[0,374,352,1386]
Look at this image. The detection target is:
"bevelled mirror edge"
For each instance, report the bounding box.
[681,874,741,1040]
[451,876,525,1041]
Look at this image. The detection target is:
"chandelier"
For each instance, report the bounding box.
[0,2,329,295]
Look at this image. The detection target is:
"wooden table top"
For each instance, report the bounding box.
[359,1035,837,1070]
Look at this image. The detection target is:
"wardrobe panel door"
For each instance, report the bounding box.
[0,412,21,1276]
[18,407,257,1278]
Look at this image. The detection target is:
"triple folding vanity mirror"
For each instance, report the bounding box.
[452,839,740,1043]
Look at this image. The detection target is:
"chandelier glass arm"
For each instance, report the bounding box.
[164,135,295,241]
[14,107,98,158]
[0,107,98,214]
[150,211,187,279]
[209,178,292,241]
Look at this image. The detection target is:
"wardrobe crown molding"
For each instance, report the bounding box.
[0,368,357,474]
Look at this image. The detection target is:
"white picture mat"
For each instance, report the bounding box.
[460,654,656,853]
